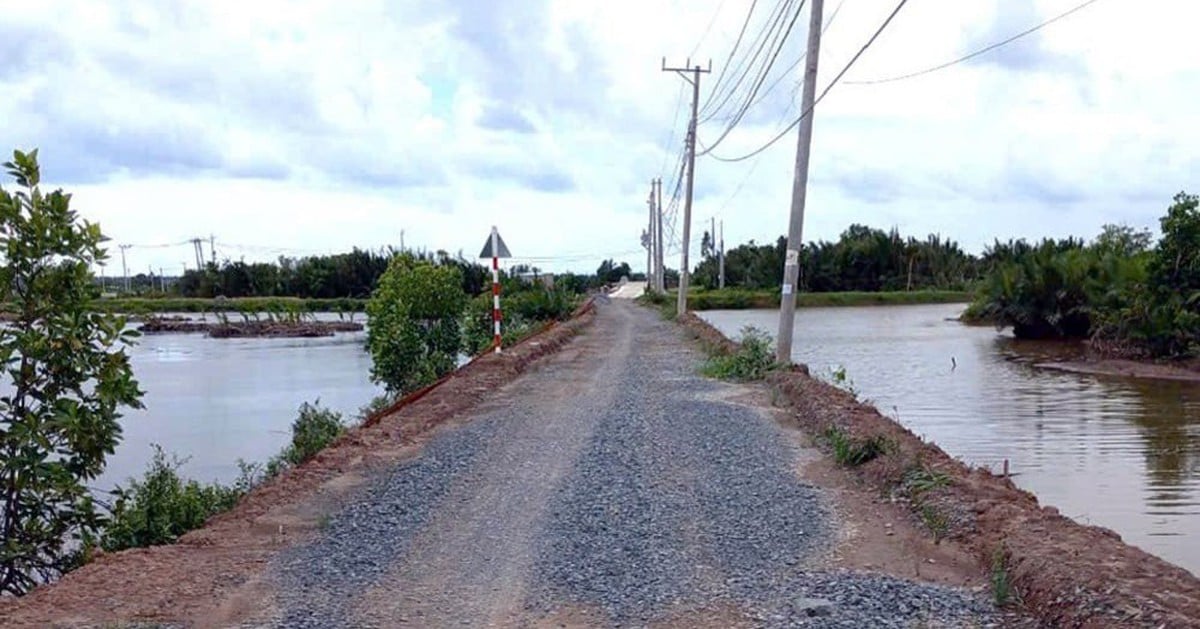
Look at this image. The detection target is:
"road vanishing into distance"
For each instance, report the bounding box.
[262,299,1004,628]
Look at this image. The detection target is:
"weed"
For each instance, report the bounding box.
[919,503,950,543]
[701,326,779,381]
[991,543,1014,607]
[356,392,399,423]
[903,464,951,496]
[828,365,859,397]
[824,425,889,467]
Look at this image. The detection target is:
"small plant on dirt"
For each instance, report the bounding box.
[355,392,399,424]
[701,326,779,381]
[828,365,860,397]
[824,425,889,467]
[265,401,345,477]
[918,503,950,543]
[903,464,951,496]
[101,446,242,552]
[991,543,1015,607]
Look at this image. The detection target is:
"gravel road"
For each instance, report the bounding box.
[269,300,1003,627]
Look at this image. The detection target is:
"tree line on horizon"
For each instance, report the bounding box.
[691,224,981,293]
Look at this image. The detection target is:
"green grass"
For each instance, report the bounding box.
[700,326,779,381]
[81,296,368,314]
[823,425,890,467]
[903,464,952,495]
[991,544,1014,606]
[679,288,972,311]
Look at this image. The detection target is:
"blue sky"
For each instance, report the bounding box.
[2,0,1197,274]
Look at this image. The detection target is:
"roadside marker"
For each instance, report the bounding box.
[479,226,512,353]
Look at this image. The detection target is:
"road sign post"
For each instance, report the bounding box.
[479,226,512,353]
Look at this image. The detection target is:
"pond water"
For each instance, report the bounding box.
[700,304,1200,577]
[95,330,379,493]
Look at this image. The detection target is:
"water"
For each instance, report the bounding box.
[700,304,1200,577]
[94,329,379,493]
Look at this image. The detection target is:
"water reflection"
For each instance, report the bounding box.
[699,304,1200,576]
[95,330,379,493]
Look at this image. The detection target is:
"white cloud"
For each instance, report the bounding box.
[1,0,1197,276]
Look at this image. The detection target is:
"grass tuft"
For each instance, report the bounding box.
[991,543,1015,607]
[824,425,889,467]
[700,326,779,381]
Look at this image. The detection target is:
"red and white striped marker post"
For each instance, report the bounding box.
[479,226,512,354]
[491,235,501,353]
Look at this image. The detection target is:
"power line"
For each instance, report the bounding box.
[697,0,759,116]
[690,0,729,58]
[658,82,687,178]
[845,0,1105,85]
[730,0,847,120]
[698,0,807,155]
[705,0,847,223]
[698,0,796,125]
[708,0,912,163]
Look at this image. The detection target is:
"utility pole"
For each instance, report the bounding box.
[191,238,204,271]
[662,58,710,317]
[118,244,132,293]
[655,177,665,292]
[160,267,165,292]
[400,229,405,252]
[719,219,726,289]
[209,234,216,265]
[647,181,657,290]
[776,0,824,363]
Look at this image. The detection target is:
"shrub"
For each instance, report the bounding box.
[0,150,145,594]
[701,326,779,381]
[101,446,241,552]
[366,254,467,393]
[266,401,344,477]
[824,425,888,467]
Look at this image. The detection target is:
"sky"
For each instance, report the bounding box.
[2,0,1198,276]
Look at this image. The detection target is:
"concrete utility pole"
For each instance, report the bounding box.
[209,234,216,266]
[719,219,726,289]
[662,58,710,317]
[655,177,665,292]
[191,238,205,271]
[776,0,824,364]
[118,244,132,293]
[647,181,658,291]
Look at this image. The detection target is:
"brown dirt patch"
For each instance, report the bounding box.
[0,305,596,628]
[1041,358,1200,382]
[676,313,1200,628]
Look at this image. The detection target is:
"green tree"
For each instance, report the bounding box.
[0,149,144,595]
[366,254,466,393]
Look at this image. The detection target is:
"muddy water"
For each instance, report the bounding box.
[94,330,379,493]
[700,304,1200,577]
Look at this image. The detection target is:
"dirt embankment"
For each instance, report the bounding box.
[0,302,596,628]
[679,313,1200,629]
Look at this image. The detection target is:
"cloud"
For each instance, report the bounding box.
[965,0,1087,76]
[478,104,536,134]
[1,0,1198,277]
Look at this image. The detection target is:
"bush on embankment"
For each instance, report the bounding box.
[700,326,780,381]
[101,400,345,553]
[461,285,580,355]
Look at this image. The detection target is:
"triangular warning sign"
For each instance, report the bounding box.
[479,229,512,259]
